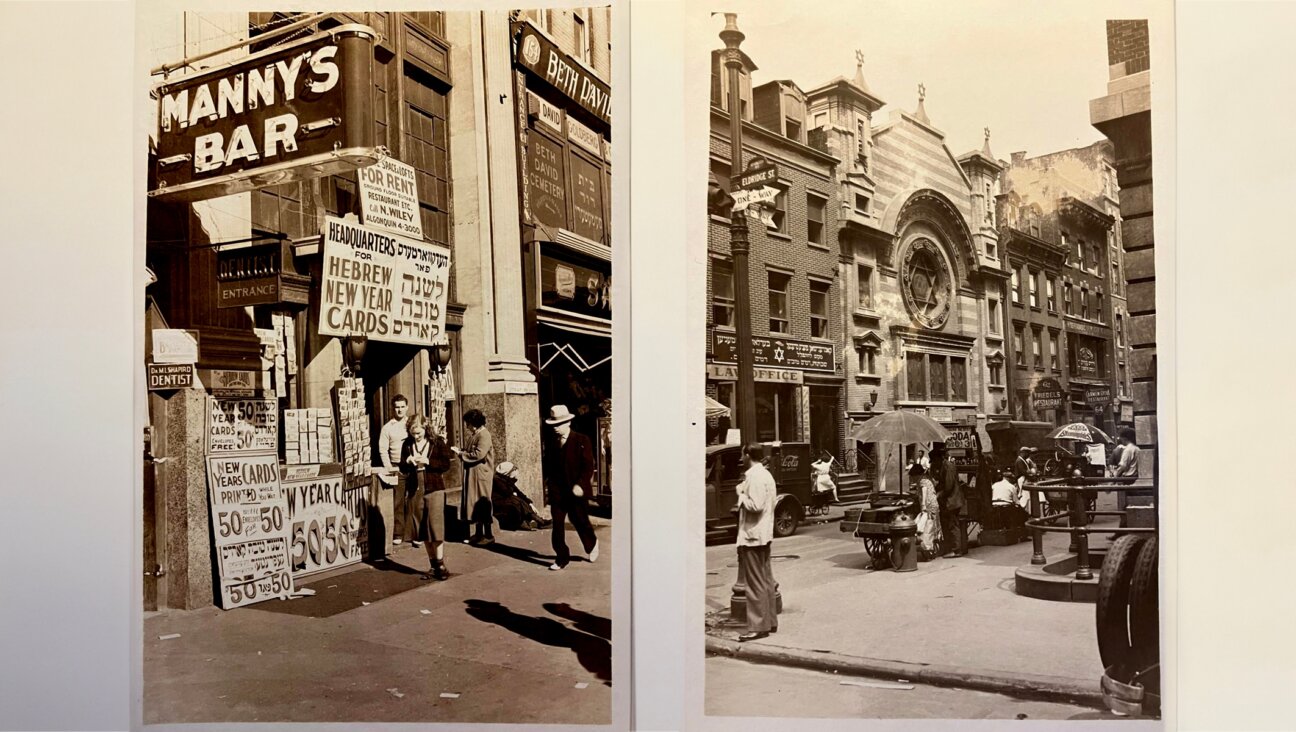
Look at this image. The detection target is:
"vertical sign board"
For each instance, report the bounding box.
[569,152,606,244]
[527,133,567,230]
[205,453,293,609]
[280,463,367,577]
[319,216,452,346]
[357,156,425,239]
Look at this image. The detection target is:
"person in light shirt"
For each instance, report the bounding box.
[735,444,778,643]
[988,469,1029,531]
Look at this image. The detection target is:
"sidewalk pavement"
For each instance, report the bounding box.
[145,523,611,725]
[705,517,1116,707]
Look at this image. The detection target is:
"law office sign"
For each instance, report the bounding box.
[151,25,381,202]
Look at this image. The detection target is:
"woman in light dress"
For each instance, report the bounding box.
[910,461,942,559]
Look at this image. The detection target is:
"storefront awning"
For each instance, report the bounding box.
[539,316,611,339]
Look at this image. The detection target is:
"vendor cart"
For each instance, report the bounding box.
[839,492,919,567]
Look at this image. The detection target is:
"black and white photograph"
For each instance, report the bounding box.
[139,5,618,725]
[697,0,1170,721]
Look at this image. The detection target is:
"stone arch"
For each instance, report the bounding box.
[878,188,977,285]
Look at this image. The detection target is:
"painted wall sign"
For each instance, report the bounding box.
[539,249,610,321]
[357,155,425,239]
[152,329,200,364]
[319,216,452,346]
[928,406,954,422]
[207,397,279,454]
[205,452,293,609]
[526,132,567,230]
[712,333,835,372]
[151,26,378,202]
[514,21,611,125]
[706,363,804,385]
[147,363,195,391]
[569,152,606,244]
[280,463,366,578]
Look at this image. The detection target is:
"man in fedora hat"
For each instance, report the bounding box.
[543,404,599,570]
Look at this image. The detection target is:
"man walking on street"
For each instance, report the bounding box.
[378,394,420,547]
[932,444,967,557]
[544,405,600,571]
[736,443,778,642]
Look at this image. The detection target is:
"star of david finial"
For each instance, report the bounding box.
[918,83,926,103]
[984,127,991,143]
[855,49,865,68]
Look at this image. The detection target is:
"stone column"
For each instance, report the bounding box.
[163,389,216,609]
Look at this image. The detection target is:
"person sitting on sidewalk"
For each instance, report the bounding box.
[987,469,1028,531]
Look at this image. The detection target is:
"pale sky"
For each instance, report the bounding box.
[708,0,1149,161]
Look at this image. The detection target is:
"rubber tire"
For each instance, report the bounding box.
[1096,533,1150,673]
[773,501,799,538]
[1127,537,1159,675]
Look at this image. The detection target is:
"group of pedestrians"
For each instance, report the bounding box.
[377,395,600,581]
[909,444,968,561]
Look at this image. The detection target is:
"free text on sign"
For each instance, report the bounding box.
[319,217,452,346]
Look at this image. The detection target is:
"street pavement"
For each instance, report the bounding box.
[706,505,1121,715]
[705,656,1116,720]
[145,523,611,725]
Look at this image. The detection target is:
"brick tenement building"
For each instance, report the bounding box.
[1091,18,1156,479]
[999,141,1132,431]
[706,51,846,460]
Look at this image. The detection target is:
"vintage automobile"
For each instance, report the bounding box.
[705,441,812,543]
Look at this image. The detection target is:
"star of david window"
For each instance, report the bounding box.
[900,237,953,329]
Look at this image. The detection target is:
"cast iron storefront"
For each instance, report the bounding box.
[513,20,613,502]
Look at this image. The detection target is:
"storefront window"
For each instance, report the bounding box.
[756,383,796,442]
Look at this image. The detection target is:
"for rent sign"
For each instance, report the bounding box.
[205,453,293,609]
[319,217,452,346]
[151,26,378,202]
[358,156,424,239]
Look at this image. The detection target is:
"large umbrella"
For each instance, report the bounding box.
[851,410,952,493]
[704,396,730,419]
[1048,422,1112,443]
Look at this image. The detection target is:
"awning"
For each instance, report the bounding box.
[704,396,731,419]
[538,316,611,339]
[538,339,611,373]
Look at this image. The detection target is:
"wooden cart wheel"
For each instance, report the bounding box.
[1096,534,1150,673]
[1128,537,1159,674]
[863,537,891,567]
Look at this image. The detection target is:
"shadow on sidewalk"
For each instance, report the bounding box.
[484,541,556,568]
[464,599,611,685]
[544,602,610,640]
[250,557,428,618]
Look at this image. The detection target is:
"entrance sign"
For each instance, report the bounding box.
[319,216,452,345]
[357,156,425,239]
[150,25,379,202]
[205,453,293,609]
[207,397,279,454]
[280,463,367,578]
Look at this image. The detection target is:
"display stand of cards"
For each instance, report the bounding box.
[332,377,372,493]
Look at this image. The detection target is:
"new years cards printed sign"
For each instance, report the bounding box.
[206,453,294,609]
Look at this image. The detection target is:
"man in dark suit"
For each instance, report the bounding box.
[543,404,600,571]
[932,444,967,557]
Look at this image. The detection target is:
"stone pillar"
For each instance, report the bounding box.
[162,389,216,609]
[448,12,541,504]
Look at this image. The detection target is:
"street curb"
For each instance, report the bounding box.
[705,635,1104,707]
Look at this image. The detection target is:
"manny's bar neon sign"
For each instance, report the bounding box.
[150,25,381,202]
[514,21,611,126]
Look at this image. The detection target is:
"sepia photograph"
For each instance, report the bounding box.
[139,5,617,725]
[697,0,1169,721]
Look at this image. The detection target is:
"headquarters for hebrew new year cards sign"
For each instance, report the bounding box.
[319,216,451,346]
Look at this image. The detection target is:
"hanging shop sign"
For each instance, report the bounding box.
[1032,377,1065,411]
[514,21,611,125]
[205,452,294,609]
[152,329,200,364]
[1085,385,1113,406]
[151,25,380,202]
[215,242,309,308]
[147,363,195,391]
[539,248,611,322]
[207,397,279,454]
[357,155,425,239]
[944,425,980,467]
[280,463,367,578]
[706,363,804,385]
[319,216,452,346]
[712,333,834,372]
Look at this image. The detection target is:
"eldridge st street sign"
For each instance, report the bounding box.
[150,25,381,202]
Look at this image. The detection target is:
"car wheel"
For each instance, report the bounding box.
[773,501,799,538]
[1096,534,1150,673]
[1128,537,1159,674]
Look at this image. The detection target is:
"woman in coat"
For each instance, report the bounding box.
[453,409,495,545]
[400,414,454,580]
